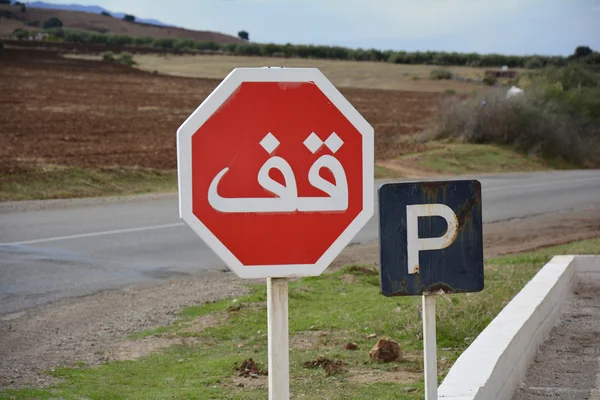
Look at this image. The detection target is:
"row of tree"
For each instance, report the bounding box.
[12,27,600,68]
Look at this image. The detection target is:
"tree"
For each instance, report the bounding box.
[0,0,11,4]
[524,56,543,69]
[238,30,249,41]
[100,11,111,17]
[123,14,135,22]
[13,28,28,39]
[43,17,63,29]
[573,46,593,59]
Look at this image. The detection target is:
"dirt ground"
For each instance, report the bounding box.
[512,281,600,400]
[1,207,599,389]
[0,48,439,174]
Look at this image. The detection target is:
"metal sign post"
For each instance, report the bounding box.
[267,278,290,399]
[378,180,484,399]
[422,294,437,400]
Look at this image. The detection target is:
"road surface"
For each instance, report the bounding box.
[1,170,599,316]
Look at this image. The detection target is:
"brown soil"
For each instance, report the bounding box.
[303,356,346,376]
[348,369,421,384]
[0,48,439,174]
[235,358,267,378]
[377,157,441,178]
[483,207,600,258]
[290,330,329,351]
[343,342,359,350]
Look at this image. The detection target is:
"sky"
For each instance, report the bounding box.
[39,0,600,55]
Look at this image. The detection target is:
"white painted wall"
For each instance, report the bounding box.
[438,255,600,400]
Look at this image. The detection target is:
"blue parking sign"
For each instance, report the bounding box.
[379,180,484,296]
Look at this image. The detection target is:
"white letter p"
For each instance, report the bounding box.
[406,204,459,274]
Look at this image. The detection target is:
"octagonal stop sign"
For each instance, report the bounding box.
[177,68,373,279]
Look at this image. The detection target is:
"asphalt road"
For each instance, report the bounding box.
[1,170,599,316]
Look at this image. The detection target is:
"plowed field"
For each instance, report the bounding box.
[0,49,440,173]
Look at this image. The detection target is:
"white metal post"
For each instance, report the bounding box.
[267,278,290,400]
[423,294,438,400]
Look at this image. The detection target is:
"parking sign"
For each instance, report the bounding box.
[379,180,484,296]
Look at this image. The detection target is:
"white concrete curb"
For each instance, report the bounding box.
[438,255,600,400]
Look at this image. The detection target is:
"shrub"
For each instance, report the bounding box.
[13,28,28,39]
[43,17,63,29]
[123,14,135,22]
[578,52,600,66]
[107,34,133,46]
[435,83,600,167]
[42,27,64,38]
[194,41,219,51]
[234,42,261,56]
[100,11,111,17]
[153,37,175,49]
[133,36,153,47]
[117,52,136,66]
[540,64,599,90]
[482,75,497,86]
[102,51,115,62]
[444,88,457,95]
[524,57,543,69]
[430,69,453,80]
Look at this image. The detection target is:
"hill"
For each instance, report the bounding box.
[0,4,243,43]
[24,1,169,26]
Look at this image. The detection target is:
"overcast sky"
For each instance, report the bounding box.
[43,0,600,55]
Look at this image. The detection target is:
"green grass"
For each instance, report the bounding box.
[2,239,599,399]
[0,165,178,201]
[409,143,574,175]
[374,165,402,179]
[1,164,398,202]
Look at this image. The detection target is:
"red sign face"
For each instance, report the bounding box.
[192,81,362,266]
[178,68,373,278]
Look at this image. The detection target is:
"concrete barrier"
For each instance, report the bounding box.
[438,255,600,400]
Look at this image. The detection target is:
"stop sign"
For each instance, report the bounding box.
[177,68,373,278]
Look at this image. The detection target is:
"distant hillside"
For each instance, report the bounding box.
[0,4,243,44]
[24,1,169,27]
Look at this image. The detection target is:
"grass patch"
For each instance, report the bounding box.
[0,163,401,203]
[0,165,177,201]
[3,239,599,399]
[374,164,403,179]
[407,142,573,175]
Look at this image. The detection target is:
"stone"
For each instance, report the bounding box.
[369,338,401,362]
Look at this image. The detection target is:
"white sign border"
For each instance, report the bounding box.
[177,67,374,279]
